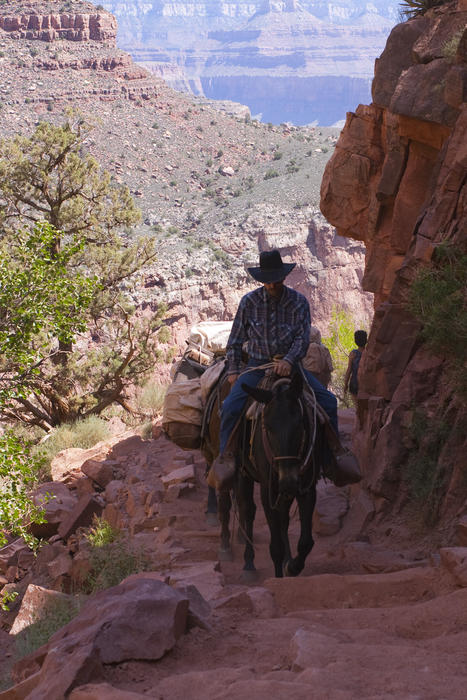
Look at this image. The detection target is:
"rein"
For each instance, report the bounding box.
[252,376,317,509]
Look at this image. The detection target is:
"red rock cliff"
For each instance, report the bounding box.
[320,0,467,535]
[0,1,116,43]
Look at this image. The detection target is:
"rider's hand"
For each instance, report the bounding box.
[228,373,239,385]
[273,359,291,377]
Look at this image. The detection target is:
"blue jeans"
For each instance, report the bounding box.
[219,359,338,454]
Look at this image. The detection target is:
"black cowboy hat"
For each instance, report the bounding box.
[247,250,296,283]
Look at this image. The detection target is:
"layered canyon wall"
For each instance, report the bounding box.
[0,1,117,42]
[321,0,467,535]
[0,1,373,353]
[102,0,399,125]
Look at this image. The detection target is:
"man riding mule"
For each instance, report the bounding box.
[211,249,356,488]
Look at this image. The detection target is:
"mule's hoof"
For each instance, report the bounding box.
[205,511,219,527]
[218,547,233,562]
[240,568,258,583]
[284,560,300,577]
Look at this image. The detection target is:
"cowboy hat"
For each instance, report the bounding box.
[247,250,295,283]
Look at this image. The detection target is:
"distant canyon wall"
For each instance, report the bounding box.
[321,0,467,534]
[102,0,399,125]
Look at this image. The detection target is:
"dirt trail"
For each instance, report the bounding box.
[2,408,467,699]
[101,411,467,699]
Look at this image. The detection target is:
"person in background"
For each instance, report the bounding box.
[344,329,368,428]
[302,325,333,388]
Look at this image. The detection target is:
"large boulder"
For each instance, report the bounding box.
[8,578,189,698]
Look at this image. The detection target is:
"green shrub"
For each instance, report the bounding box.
[273,151,283,160]
[83,540,151,593]
[0,433,48,548]
[407,243,467,394]
[442,29,464,60]
[140,421,154,440]
[165,347,178,363]
[157,326,171,344]
[402,408,451,524]
[39,416,110,462]
[138,381,168,415]
[15,597,82,661]
[264,169,279,180]
[85,515,120,547]
[1,590,18,612]
[399,0,447,18]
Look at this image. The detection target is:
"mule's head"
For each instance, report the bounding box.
[243,372,305,497]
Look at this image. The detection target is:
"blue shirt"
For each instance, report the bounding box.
[226,285,311,375]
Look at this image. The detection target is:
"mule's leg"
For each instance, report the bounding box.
[205,485,218,526]
[260,484,286,578]
[285,486,317,577]
[237,473,256,576]
[217,487,233,561]
[280,502,293,573]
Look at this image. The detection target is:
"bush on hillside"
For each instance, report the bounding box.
[399,0,449,18]
[408,242,467,395]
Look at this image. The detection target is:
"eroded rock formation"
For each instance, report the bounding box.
[0,1,116,43]
[321,0,467,532]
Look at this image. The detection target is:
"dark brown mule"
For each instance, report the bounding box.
[200,371,248,561]
[202,369,323,578]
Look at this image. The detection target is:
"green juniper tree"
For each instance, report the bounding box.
[0,112,165,430]
[0,220,97,546]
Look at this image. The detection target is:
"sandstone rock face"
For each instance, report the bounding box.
[0,3,117,43]
[321,0,467,527]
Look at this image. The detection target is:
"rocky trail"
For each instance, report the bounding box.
[1,408,467,699]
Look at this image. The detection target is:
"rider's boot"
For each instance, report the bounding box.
[324,423,361,486]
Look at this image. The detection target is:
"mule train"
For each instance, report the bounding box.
[163,334,332,578]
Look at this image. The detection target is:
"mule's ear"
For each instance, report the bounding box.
[242,383,273,404]
[289,371,303,397]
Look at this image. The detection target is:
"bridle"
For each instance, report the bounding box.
[255,379,318,508]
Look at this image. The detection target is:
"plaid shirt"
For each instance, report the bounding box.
[226,285,311,375]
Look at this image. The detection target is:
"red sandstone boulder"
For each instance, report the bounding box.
[58,494,104,541]
[439,547,467,586]
[30,481,77,538]
[10,584,72,635]
[81,459,114,488]
[9,578,189,698]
